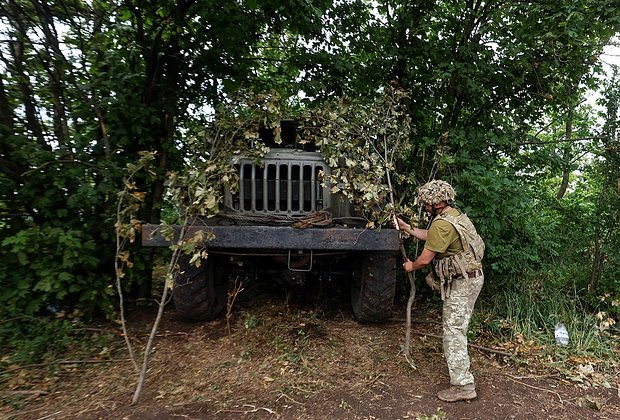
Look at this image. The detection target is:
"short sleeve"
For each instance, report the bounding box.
[425,220,456,254]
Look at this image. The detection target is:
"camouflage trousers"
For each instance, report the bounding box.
[442,273,484,387]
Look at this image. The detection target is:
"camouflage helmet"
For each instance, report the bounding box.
[417,180,455,205]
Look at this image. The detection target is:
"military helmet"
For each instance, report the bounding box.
[417,180,455,205]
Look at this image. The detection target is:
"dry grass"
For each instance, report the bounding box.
[2,281,619,419]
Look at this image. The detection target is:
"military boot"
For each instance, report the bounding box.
[437,384,477,402]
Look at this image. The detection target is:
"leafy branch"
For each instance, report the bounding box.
[116,87,420,403]
[115,151,157,375]
[301,86,424,362]
[298,86,414,227]
[117,91,288,404]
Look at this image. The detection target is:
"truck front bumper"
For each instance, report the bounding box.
[141,224,401,252]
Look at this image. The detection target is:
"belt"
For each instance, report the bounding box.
[465,270,482,278]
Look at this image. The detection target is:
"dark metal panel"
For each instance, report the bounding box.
[141,224,400,251]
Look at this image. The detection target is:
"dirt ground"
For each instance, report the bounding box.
[2,280,620,420]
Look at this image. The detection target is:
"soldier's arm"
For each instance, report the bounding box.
[395,217,428,241]
[409,227,428,241]
[403,248,436,272]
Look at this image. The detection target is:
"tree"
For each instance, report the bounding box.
[589,71,620,294]
[0,0,332,316]
[334,0,620,279]
[1,0,619,318]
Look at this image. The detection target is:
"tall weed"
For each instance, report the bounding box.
[483,274,616,360]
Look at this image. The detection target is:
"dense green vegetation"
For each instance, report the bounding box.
[0,0,618,369]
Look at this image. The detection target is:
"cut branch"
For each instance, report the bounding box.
[410,331,516,357]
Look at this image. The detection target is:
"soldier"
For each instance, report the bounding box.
[395,180,485,402]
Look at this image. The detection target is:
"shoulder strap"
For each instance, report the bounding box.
[436,212,485,262]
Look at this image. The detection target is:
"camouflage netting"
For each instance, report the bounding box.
[417,180,456,205]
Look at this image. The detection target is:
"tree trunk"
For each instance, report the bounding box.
[0,74,24,182]
[8,29,49,151]
[556,103,574,199]
[33,0,72,152]
[556,169,570,200]
[588,227,602,292]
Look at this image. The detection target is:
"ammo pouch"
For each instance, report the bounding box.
[425,271,441,292]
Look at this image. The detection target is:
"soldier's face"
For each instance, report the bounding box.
[426,202,446,216]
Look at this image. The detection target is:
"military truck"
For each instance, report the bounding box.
[141,121,401,323]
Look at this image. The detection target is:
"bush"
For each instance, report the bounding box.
[0,226,115,317]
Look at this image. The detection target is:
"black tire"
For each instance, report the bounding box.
[351,251,397,323]
[173,254,229,321]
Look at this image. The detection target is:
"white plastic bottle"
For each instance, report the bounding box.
[554,323,569,346]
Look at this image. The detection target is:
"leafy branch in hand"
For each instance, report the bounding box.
[298,86,414,228]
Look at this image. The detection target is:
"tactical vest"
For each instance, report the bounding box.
[432,212,485,286]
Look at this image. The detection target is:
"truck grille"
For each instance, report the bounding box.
[228,156,330,215]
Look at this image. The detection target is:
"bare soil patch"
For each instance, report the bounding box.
[2,280,619,419]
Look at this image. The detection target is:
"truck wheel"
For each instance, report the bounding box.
[351,252,397,323]
[173,254,229,321]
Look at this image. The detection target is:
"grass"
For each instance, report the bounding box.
[478,274,619,383]
[0,314,122,410]
[491,287,613,349]
[417,408,447,420]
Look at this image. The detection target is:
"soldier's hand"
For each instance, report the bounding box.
[394,217,410,232]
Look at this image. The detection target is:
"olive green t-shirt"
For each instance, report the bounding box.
[424,208,464,258]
